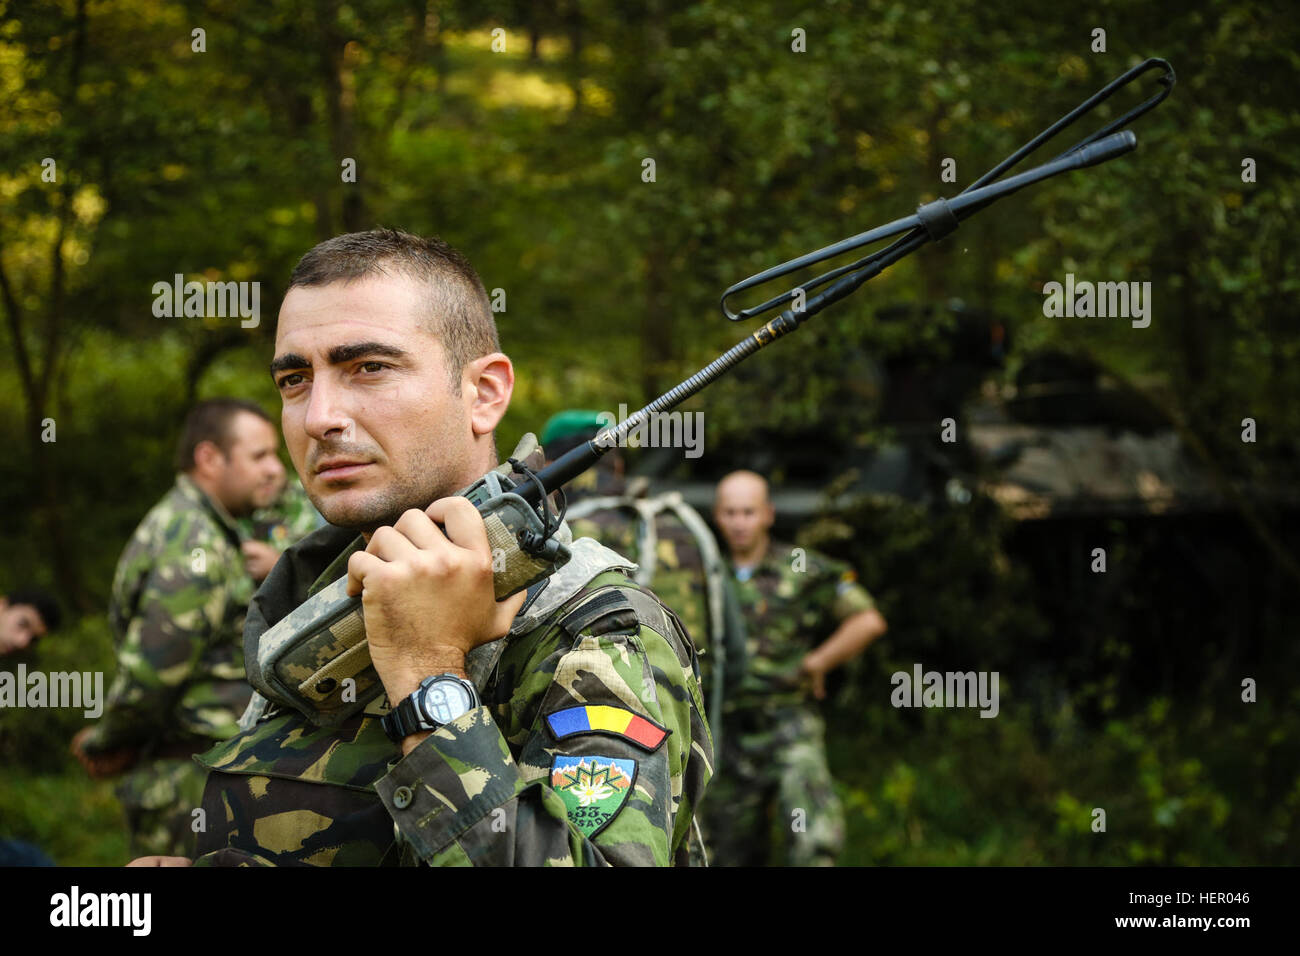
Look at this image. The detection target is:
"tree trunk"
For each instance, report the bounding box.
[318,3,365,233]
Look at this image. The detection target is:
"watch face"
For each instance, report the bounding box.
[421,678,476,725]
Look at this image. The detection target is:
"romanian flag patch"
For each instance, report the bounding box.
[544,705,669,752]
[550,754,637,837]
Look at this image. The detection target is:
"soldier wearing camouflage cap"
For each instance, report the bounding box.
[72,398,287,858]
[706,469,887,866]
[132,229,712,867]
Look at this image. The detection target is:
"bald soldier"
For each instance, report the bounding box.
[705,470,887,866]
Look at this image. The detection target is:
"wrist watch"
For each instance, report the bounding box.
[381,673,481,743]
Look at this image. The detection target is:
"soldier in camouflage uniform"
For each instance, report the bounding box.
[144,230,712,867]
[72,399,287,858]
[539,410,737,669]
[236,474,326,559]
[705,470,888,866]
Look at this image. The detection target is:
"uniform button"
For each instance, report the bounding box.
[393,786,414,809]
[315,678,337,695]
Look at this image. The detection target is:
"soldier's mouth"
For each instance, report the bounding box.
[316,461,372,481]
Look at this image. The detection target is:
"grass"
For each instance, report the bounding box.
[0,768,129,866]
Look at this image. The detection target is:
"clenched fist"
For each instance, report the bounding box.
[346,497,527,706]
[241,540,281,583]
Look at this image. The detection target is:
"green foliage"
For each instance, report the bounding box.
[0,769,129,866]
[832,689,1299,865]
[819,494,1299,865]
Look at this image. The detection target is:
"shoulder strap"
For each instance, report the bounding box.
[465,536,637,693]
[557,587,639,639]
[506,536,636,635]
[549,579,696,675]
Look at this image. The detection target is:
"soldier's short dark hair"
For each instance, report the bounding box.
[286,228,500,382]
[6,588,62,634]
[175,398,275,473]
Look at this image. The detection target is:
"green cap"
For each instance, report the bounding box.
[540,409,606,447]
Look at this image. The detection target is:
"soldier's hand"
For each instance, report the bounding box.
[800,653,829,700]
[71,726,139,779]
[70,726,96,773]
[241,540,281,583]
[346,497,527,704]
[125,856,192,867]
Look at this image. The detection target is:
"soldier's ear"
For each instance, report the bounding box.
[466,352,513,438]
[192,439,227,475]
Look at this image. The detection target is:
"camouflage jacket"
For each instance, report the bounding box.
[726,540,875,710]
[567,494,752,730]
[82,474,255,753]
[567,506,711,653]
[192,524,714,867]
[235,476,324,550]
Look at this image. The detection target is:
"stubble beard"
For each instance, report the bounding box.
[309,442,470,535]
[216,473,262,520]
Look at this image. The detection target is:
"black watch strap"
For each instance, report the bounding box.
[381,695,424,743]
[381,674,480,744]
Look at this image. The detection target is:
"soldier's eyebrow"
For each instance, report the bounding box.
[269,342,409,378]
[326,342,409,365]
[270,352,309,377]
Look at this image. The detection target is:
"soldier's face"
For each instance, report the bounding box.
[211,412,286,518]
[0,600,47,654]
[272,275,497,534]
[713,479,774,555]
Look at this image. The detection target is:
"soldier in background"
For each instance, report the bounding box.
[0,588,62,865]
[706,469,888,866]
[71,398,286,858]
[541,410,746,730]
[236,474,327,582]
[0,588,62,657]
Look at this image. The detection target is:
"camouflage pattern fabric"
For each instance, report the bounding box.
[725,540,875,711]
[704,705,844,866]
[236,476,324,550]
[80,473,257,857]
[191,532,714,867]
[115,755,210,859]
[703,541,874,866]
[565,492,750,782]
[567,509,710,655]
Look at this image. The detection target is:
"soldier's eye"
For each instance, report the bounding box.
[277,373,305,389]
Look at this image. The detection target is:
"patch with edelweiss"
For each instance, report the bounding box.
[549,754,637,838]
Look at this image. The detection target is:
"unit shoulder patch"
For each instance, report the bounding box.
[549,754,637,838]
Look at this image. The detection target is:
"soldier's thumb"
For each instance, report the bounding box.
[494,588,529,633]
